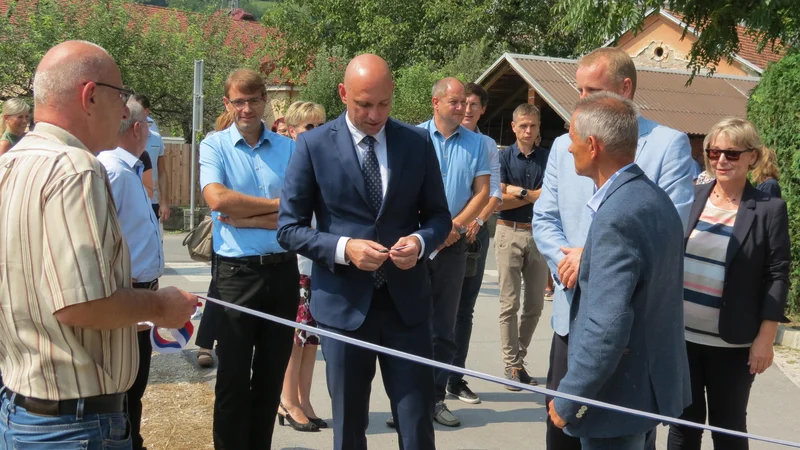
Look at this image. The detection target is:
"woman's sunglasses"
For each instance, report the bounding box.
[705,148,754,161]
[303,123,325,131]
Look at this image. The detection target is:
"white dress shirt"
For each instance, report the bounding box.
[586,163,636,219]
[335,115,425,264]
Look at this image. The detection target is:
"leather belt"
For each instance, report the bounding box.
[219,252,296,266]
[497,219,532,230]
[132,279,159,291]
[4,390,126,417]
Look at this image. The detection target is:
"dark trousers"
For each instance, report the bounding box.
[668,342,755,450]
[546,332,582,450]
[196,252,223,350]
[212,257,298,450]
[320,286,435,450]
[428,238,468,402]
[151,203,160,219]
[448,226,489,387]
[128,330,153,450]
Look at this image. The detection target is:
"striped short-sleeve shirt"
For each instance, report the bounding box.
[0,123,138,400]
[683,199,749,348]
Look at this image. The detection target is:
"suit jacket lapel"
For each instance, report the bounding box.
[378,119,403,219]
[725,184,757,271]
[332,114,371,209]
[686,183,714,239]
[633,116,653,164]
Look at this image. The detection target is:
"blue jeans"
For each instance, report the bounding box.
[0,391,131,449]
[580,430,655,450]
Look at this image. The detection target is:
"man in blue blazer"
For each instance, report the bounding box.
[277,54,451,450]
[548,92,691,449]
[533,47,695,449]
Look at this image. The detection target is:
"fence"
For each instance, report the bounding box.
[163,143,206,208]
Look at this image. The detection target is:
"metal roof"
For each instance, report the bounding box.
[477,53,760,135]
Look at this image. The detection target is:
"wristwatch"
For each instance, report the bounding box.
[519,189,529,198]
[475,217,485,227]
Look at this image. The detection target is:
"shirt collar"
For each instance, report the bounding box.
[228,122,269,149]
[110,147,143,171]
[512,142,537,159]
[345,113,386,146]
[423,118,463,140]
[586,163,636,217]
[32,123,89,151]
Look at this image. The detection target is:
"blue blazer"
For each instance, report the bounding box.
[277,114,452,331]
[553,165,692,438]
[533,116,695,336]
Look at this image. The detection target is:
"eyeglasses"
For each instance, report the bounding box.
[227,97,265,110]
[303,123,325,131]
[705,148,754,161]
[85,82,134,104]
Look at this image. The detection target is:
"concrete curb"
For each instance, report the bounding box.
[776,324,800,349]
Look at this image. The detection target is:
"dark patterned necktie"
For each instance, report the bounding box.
[360,135,386,288]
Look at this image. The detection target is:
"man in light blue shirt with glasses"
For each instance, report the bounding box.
[199,69,297,450]
[97,98,165,450]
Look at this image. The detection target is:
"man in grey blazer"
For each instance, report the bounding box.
[548,92,691,449]
[533,47,694,449]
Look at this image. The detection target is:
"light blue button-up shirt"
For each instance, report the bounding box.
[586,163,635,219]
[97,148,164,282]
[418,119,491,218]
[145,116,165,204]
[199,123,295,257]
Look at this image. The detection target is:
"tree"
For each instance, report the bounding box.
[748,51,800,314]
[301,46,348,120]
[262,0,580,79]
[0,0,275,139]
[554,0,798,77]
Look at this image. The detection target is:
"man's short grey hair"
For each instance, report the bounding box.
[573,92,639,158]
[431,77,463,98]
[120,99,145,135]
[33,41,110,106]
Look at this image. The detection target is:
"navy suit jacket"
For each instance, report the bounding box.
[553,165,692,438]
[277,114,451,331]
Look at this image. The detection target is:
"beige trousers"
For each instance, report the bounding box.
[495,223,549,369]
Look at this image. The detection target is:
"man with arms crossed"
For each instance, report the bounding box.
[200,69,298,449]
[548,92,691,450]
[533,47,694,449]
[0,40,195,448]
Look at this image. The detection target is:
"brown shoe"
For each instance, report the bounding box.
[197,348,214,368]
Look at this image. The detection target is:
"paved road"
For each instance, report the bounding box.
[162,233,800,450]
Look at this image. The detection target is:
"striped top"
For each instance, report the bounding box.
[0,123,138,400]
[683,199,749,347]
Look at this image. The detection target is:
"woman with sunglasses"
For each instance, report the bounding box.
[668,117,790,450]
[277,101,328,432]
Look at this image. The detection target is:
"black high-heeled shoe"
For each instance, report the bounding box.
[278,402,319,432]
[308,417,328,429]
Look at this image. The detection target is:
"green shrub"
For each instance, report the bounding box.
[392,61,444,125]
[748,51,800,314]
[302,46,349,119]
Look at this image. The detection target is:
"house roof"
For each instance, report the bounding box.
[0,0,292,84]
[608,8,785,73]
[477,53,760,136]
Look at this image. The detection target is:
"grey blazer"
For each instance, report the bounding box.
[553,165,692,438]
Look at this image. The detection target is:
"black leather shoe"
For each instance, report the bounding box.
[309,417,328,428]
[278,403,319,432]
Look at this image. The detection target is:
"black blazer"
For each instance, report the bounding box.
[686,182,790,344]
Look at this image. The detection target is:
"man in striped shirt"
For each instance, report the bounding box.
[0,40,196,448]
